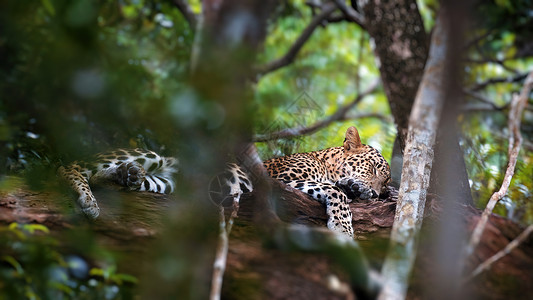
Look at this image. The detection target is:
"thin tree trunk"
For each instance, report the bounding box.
[158,1,279,297]
[377,11,450,299]
[426,3,472,298]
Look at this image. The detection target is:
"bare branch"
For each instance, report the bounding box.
[462,104,507,113]
[332,0,365,27]
[253,3,338,76]
[464,30,494,50]
[172,0,198,28]
[464,71,533,260]
[462,89,509,111]
[466,225,533,282]
[466,57,520,74]
[325,12,352,23]
[252,80,380,142]
[469,72,529,92]
[210,195,241,300]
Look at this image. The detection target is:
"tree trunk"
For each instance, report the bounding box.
[377,11,449,299]
[358,0,429,148]
[192,0,282,232]
[358,0,473,206]
[145,1,279,297]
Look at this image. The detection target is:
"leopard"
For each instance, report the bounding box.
[58,148,178,218]
[218,126,391,237]
[60,126,390,238]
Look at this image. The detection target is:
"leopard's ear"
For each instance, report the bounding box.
[343,126,363,152]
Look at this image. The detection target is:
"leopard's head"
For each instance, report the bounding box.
[342,126,391,197]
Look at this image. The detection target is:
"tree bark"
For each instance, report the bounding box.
[377,11,449,300]
[358,0,429,148]
[359,0,473,205]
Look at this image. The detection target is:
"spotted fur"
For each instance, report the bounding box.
[223,126,391,237]
[59,148,177,218]
[60,127,390,239]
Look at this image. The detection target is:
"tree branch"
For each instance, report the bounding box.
[332,0,365,28]
[377,12,449,300]
[462,104,508,113]
[324,12,353,23]
[252,80,380,142]
[466,225,533,282]
[464,71,533,259]
[462,89,509,111]
[210,196,240,300]
[464,30,494,50]
[172,0,197,28]
[253,3,338,76]
[466,57,520,74]
[469,72,529,92]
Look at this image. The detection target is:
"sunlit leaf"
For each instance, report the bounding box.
[89,268,105,277]
[22,224,50,234]
[40,0,55,15]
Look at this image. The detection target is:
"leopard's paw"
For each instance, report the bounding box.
[326,217,354,238]
[116,161,146,190]
[78,194,100,219]
[335,178,378,201]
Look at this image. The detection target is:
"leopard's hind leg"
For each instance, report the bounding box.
[60,149,177,219]
[58,164,100,218]
[286,180,354,238]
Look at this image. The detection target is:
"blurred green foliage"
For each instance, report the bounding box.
[0,223,136,299]
[0,0,194,171]
[0,0,532,298]
[463,0,533,224]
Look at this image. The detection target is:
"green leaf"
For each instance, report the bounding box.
[89,267,105,277]
[103,265,117,280]
[112,273,139,285]
[6,223,26,240]
[41,0,55,16]
[22,223,50,234]
[2,255,24,275]
[122,5,139,19]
